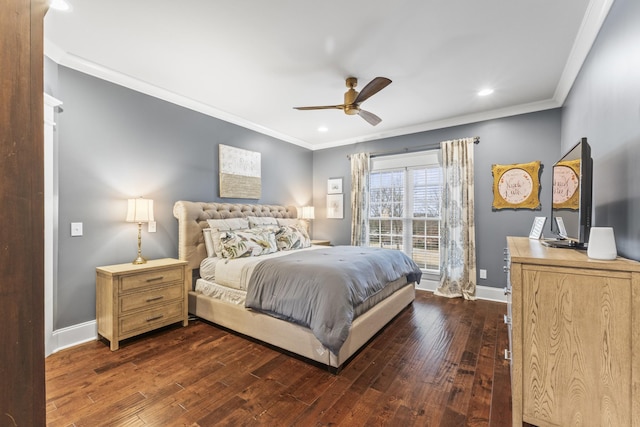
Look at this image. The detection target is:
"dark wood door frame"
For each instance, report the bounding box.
[0,1,47,425]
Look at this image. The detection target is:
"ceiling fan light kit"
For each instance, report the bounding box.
[294,76,391,126]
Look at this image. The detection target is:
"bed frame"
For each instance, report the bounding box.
[173,201,415,370]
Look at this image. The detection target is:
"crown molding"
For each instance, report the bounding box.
[553,0,615,104]
[44,40,314,151]
[44,0,612,152]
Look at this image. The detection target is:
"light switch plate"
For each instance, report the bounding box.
[148,221,157,233]
[71,222,83,237]
[479,269,487,279]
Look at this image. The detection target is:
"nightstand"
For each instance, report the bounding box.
[96,258,188,350]
[311,239,331,246]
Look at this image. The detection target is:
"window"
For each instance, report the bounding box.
[368,151,442,277]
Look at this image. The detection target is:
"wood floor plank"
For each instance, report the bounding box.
[45,290,511,426]
[466,306,501,427]
[489,306,513,427]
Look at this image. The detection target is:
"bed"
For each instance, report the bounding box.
[173,201,420,370]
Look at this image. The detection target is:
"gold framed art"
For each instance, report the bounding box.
[492,160,541,210]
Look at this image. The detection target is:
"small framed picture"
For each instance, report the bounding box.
[327,178,343,194]
[327,194,344,219]
[529,216,546,239]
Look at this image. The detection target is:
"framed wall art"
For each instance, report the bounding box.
[327,178,343,194]
[326,194,344,219]
[492,160,541,210]
[219,144,261,199]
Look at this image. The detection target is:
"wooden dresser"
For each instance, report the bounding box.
[505,236,640,426]
[96,258,188,350]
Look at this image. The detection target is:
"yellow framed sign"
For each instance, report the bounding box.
[492,160,541,210]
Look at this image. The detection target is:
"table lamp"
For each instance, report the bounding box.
[126,197,154,264]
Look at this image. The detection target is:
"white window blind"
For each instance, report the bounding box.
[368,150,442,276]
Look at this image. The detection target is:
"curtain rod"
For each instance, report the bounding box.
[346,136,479,160]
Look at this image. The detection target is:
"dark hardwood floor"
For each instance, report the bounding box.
[45,290,512,426]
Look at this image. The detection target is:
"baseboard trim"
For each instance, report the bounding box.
[48,283,506,355]
[416,280,506,303]
[49,320,97,356]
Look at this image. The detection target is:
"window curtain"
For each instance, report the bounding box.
[350,152,370,246]
[435,138,477,300]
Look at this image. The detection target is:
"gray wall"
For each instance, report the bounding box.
[561,0,640,261]
[47,65,313,329]
[46,0,640,329]
[312,110,562,289]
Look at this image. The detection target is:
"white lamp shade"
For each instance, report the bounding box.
[301,206,315,220]
[587,227,617,260]
[126,198,154,223]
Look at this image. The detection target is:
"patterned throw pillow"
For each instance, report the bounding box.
[275,225,311,251]
[219,229,278,259]
[276,218,309,233]
[206,218,250,258]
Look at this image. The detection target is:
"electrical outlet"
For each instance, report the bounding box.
[148,221,157,233]
[71,222,83,237]
[479,269,487,279]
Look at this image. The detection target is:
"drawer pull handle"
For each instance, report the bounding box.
[146,276,164,282]
[503,314,512,325]
[146,296,164,303]
[146,314,164,322]
[504,349,512,361]
[504,287,511,295]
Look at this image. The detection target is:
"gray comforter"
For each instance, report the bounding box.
[245,245,422,354]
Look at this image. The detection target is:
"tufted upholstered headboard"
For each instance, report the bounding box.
[173,201,298,273]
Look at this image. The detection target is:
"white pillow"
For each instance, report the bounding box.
[206,218,249,231]
[247,216,278,228]
[202,228,215,257]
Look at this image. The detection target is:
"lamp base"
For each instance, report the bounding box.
[132,255,147,265]
[132,222,147,264]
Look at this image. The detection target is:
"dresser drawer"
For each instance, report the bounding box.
[119,283,183,313]
[119,266,183,293]
[119,301,184,336]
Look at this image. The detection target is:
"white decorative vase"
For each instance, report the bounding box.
[587,227,617,260]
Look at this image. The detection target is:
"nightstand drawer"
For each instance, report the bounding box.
[119,266,183,293]
[96,258,188,350]
[119,301,184,336]
[119,283,183,313]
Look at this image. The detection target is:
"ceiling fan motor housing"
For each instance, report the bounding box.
[344,77,359,113]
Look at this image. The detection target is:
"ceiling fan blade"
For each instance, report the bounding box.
[353,77,392,104]
[358,109,382,126]
[293,105,343,110]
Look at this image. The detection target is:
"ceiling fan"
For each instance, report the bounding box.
[293,76,392,126]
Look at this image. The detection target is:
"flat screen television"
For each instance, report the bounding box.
[548,137,593,249]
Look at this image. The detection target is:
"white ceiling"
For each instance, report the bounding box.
[44,0,614,150]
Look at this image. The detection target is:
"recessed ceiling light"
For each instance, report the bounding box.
[317,126,328,133]
[50,0,70,11]
[478,88,494,97]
